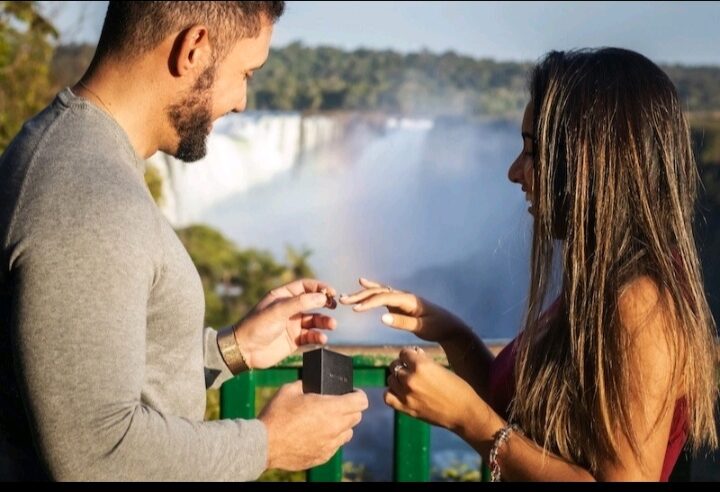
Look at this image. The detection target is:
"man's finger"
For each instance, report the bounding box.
[297,330,328,347]
[280,380,304,395]
[272,293,327,318]
[301,313,337,330]
[335,388,369,413]
[277,278,338,298]
[337,429,354,447]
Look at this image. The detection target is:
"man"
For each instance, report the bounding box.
[0,1,367,481]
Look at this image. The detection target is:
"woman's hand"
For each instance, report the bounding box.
[338,277,466,343]
[232,278,338,369]
[385,347,487,431]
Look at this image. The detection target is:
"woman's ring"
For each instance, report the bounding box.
[393,361,408,376]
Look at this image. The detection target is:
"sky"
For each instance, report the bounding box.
[42,1,720,66]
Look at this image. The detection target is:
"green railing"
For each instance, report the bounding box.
[219,345,493,482]
[219,343,715,481]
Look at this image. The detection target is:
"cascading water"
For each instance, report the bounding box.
[148,112,343,226]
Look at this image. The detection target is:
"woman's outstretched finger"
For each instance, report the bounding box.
[339,287,391,305]
[381,312,419,333]
[359,277,385,289]
[352,292,416,313]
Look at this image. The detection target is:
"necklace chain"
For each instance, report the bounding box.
[78,80,112,116]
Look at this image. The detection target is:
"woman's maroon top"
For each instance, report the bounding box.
[487,327,687,481]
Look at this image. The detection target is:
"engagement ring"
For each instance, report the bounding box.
[393,361,408,376]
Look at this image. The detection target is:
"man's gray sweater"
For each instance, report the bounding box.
[0,88,267,481]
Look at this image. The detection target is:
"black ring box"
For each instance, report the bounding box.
[302,347,353,395]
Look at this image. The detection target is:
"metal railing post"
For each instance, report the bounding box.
[220,370,256,419]
[393,411,430,481]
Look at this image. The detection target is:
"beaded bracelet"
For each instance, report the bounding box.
[489,423,521,482]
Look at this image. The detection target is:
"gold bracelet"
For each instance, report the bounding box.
[216,326,250,374]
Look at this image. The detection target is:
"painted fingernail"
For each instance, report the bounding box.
[382,314,394,324]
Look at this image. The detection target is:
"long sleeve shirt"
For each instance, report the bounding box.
[0,88,267,481]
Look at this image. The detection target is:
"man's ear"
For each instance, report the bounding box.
[168,25,212,78]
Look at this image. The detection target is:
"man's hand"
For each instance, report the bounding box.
[233,279,338,369]
[258,381,369,471]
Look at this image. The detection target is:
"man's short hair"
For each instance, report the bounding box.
[95,1,285,63]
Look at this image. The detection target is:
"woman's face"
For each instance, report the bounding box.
[508,103,536,215]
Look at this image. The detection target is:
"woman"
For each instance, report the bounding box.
[339,48,718,481]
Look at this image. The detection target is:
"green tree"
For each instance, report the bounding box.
[691,119,720,331]
[285,245,314,279]
[143,164,164,205]
[0,1,58,152]
[50,42,94,92]
[691,117,720,166]
[433,460,482,482]
[47,41,720,118]
[175,224,316,329]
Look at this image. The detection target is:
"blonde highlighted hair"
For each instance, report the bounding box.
[511,48,718,473]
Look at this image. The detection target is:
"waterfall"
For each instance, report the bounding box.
[147,112,344,227]
[142,114,531,479]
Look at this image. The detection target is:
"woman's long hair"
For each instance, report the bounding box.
[511,48,718,473]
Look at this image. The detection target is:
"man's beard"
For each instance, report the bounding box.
[166,65,216,163]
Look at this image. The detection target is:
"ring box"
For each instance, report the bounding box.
[302,347,353,395]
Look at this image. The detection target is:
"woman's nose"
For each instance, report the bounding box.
[508,157,524,184]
